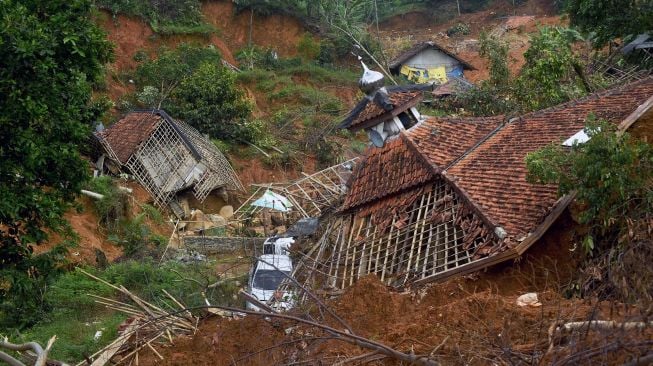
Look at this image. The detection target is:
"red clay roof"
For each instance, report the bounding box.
[349,91,422,130]
[98,111,162,164]
[342,134,435,211]
[446,77,653,238]
[342,77,653,241]
[407,116,503,168]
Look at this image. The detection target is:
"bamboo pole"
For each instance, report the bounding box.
[380,217,396,282]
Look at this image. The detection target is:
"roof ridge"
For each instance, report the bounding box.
[389,40,475,71]
[444,120,507,171]
[403,125,503,238]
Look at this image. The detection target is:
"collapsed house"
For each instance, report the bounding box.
[95,110,243,216]
[389,41,475,83]
[328,71,653,289]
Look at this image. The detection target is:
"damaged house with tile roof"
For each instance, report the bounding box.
[326,67,653,289]
[95,109,243,216]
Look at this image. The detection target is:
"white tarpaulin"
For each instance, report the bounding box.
[251,190,293,212]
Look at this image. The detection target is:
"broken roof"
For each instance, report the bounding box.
[97,111,163,164]
[343,76,653,241]
[407,116,503,168]
[342,134,435,211]
[339,84,432,131]
[388,41,476,73]
[621,33,653,54]
[445,77,653,239]
[432,77,474,97]
[97,110,202,165]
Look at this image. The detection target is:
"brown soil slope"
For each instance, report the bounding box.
[139,212,651,365]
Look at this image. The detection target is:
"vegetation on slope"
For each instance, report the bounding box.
[97,0,214,35]
[0,0,113,329]
[527,120,653,303]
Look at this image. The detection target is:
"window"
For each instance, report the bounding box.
[252,270,290,290]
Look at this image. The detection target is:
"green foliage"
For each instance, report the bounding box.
[85,176,128,229]
[451,33,516,116]
[297,33,321,61]
[171,62,254,141]
[0,0,112,328]
[453,26,592,116]
[515,26,586,111]
[12,261,243,362]
[526,119,653,255]
[97,0,214,35]
[132,44,256,142]
[351,140,369,154]
[479,32,510,88]
[107,213,164,257]
[134,43,222,108]
[140,204,164,224]
[566,0,653,47]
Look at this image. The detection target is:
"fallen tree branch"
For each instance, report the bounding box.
[257,257,355,335]
[0,336,65,366]
[135,305,439,366]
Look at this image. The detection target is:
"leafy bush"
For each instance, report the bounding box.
[1,0,112,329]
[526,119,652,252]
[132,44,256,142]
[170,62,254,141]
[526,119,653,302]
[85,176,129,229]
[451,27,593,116]
[515,26,587,112]
[297,33,321,61]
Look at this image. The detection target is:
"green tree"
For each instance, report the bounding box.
[567,0,653,47]
[515,26,588,112]
[170,62,254,141]
[0,0,113,327]
[479,32,510,88]
[134,43,222,109]
[134,44,254,141]
[526,119,653,254]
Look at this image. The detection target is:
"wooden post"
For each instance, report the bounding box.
[349,218,365,286]
[380,217,396,282]
[341,216,356,288]
[404,194,426,284]
[414,190,432,272]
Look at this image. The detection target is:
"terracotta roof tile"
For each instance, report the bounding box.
[342,134,435,211]
[446,77,653,238]
[407,116,503,168]
[350,91,422,129]
[98,111,162,164]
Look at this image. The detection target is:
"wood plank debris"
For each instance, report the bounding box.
[76,269,202,366]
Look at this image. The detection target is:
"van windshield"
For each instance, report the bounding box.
[252,269,289,290]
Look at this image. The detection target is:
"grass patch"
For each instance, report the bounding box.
[10,260,243,363]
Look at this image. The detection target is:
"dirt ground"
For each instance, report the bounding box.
[378,0,565,82]
[34,180,173,265]
[137,211,652,365]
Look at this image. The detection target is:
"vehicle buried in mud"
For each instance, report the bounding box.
[246,254,294,311]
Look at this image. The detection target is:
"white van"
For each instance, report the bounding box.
[246,254,294,311]
[262,236,294,255]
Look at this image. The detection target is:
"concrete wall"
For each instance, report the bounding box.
[404,48,461,72]
[183,236,265,254]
